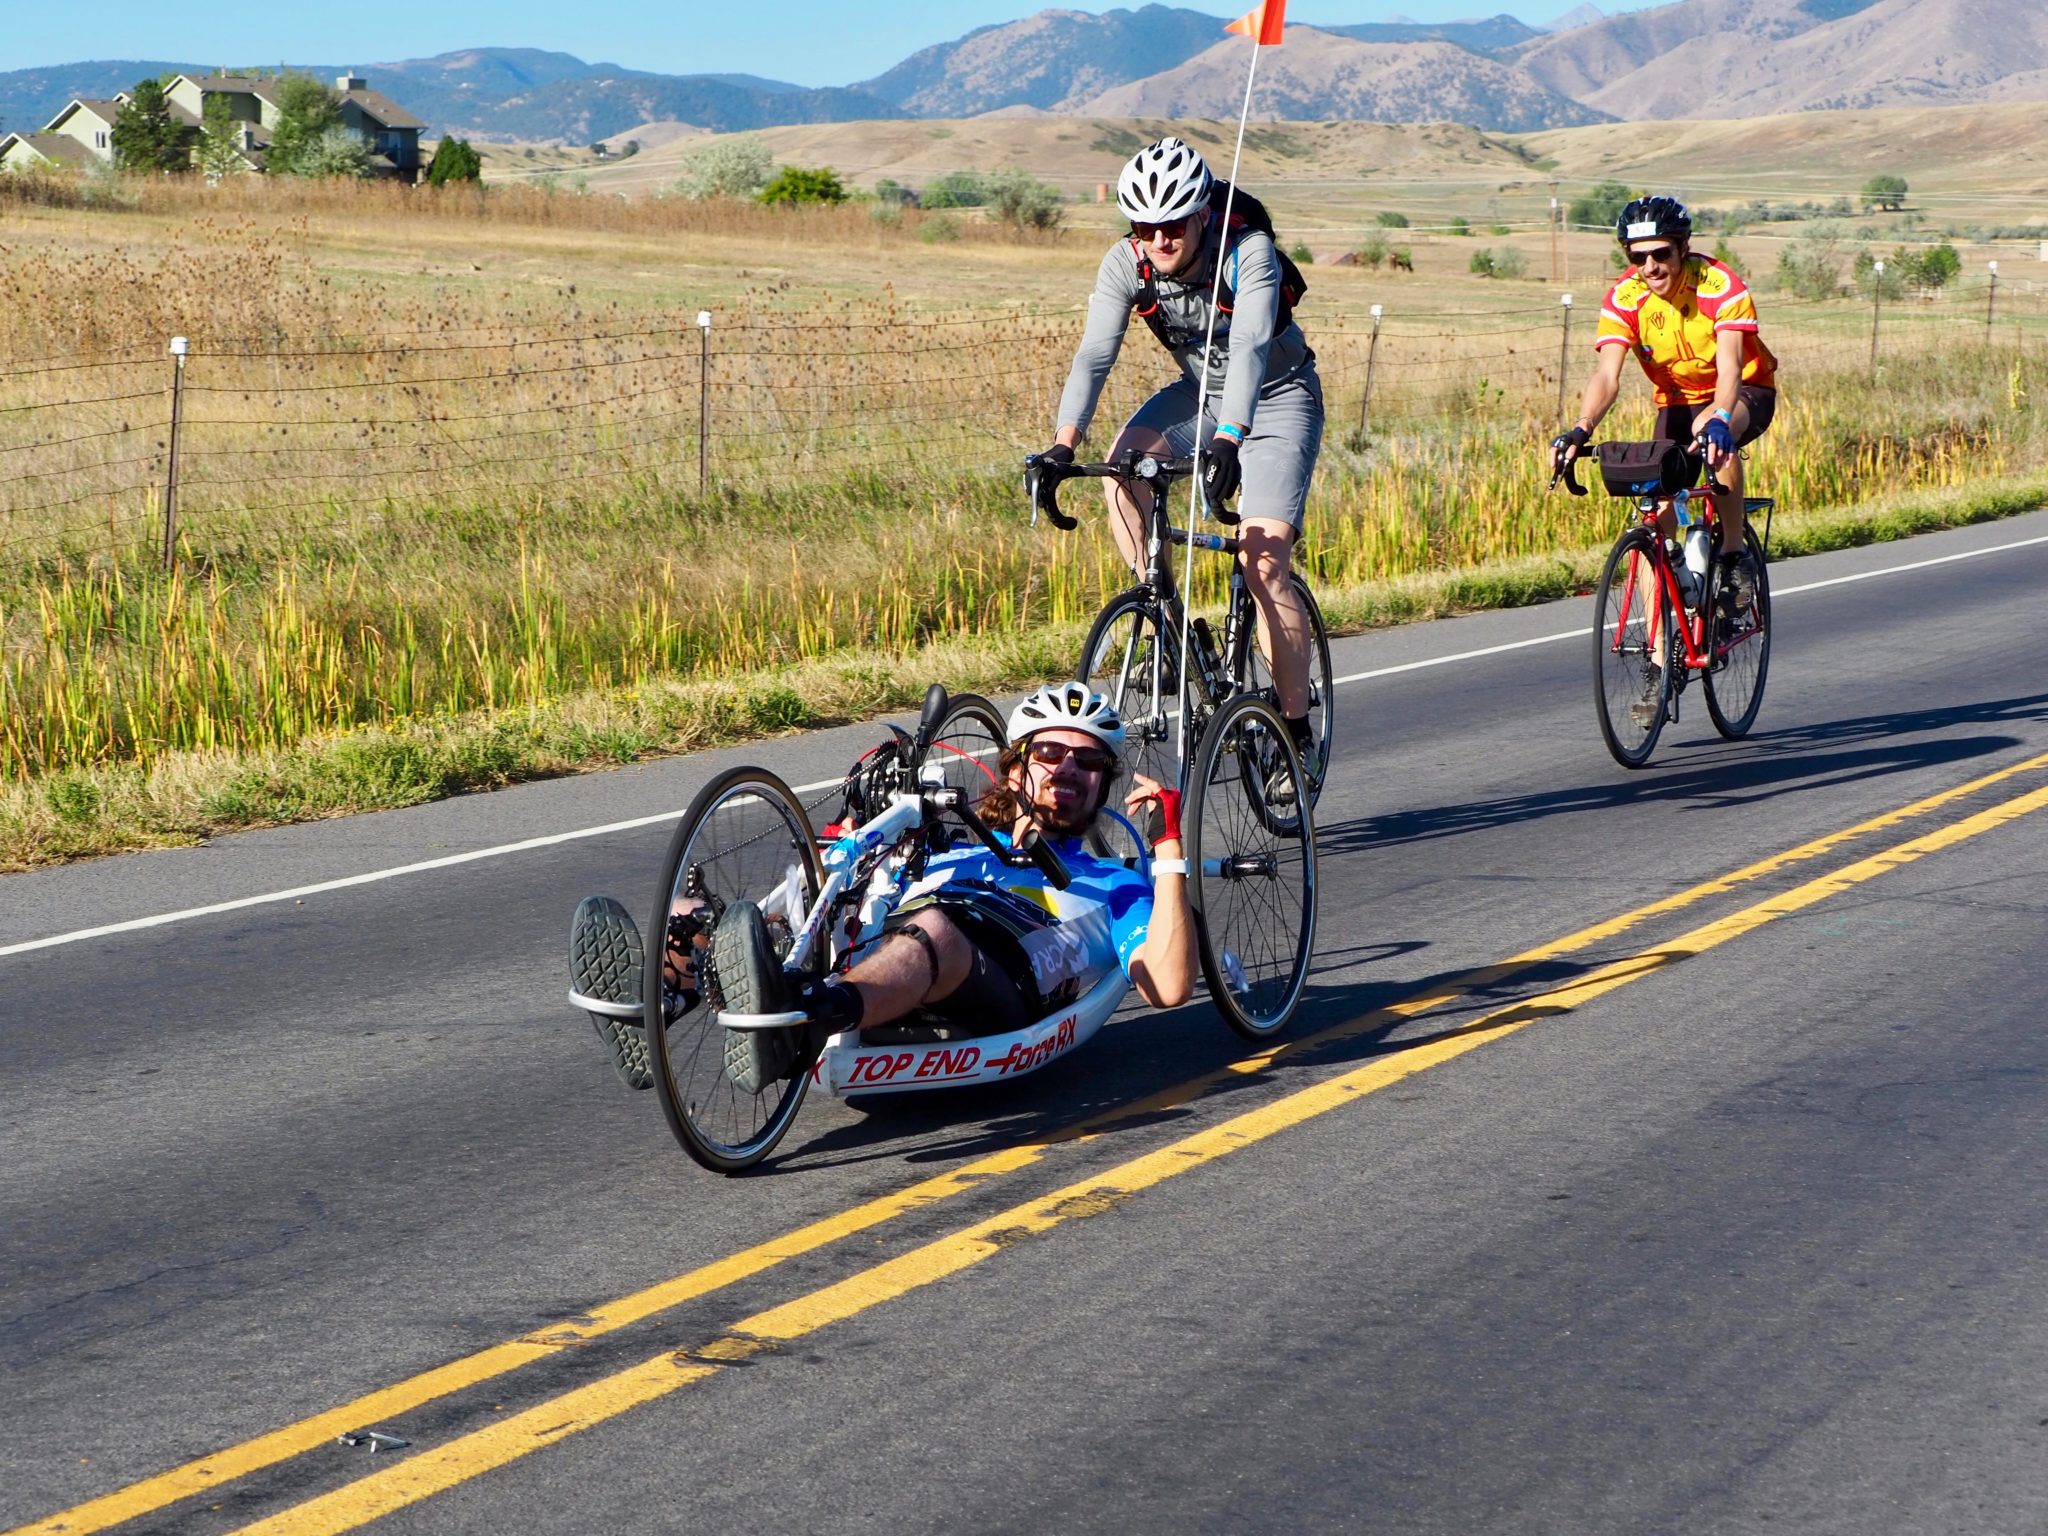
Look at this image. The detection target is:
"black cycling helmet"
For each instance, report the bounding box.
[1615,195,1692,248]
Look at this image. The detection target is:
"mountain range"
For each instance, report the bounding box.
[3,0,2043,145]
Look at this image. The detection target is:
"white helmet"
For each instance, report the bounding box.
[1007,682,1125,756]
[1116,137,1212,225]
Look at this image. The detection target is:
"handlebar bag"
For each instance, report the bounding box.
[1596,438,1699,498]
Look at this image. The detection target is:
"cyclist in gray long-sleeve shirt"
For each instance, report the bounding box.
[1040,136,1325,767]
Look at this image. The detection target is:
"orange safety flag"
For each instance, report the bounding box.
[1224,0,1286,45]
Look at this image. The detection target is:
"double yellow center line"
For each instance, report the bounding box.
[17,747,2048,1536]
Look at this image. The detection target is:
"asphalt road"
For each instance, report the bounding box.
[5,511,2048,1536]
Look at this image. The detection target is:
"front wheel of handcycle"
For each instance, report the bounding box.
[1702,525,1771,740]
[1229,572,1336,802]
[1593,527,1676,769]
[1186,693,1318,1041]
[645,766,824,1174]
[925,691,1006,848]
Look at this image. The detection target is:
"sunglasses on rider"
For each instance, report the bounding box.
[1026,739,1116,774]
[1132,215,1192,242]
[1630,244,1680,266]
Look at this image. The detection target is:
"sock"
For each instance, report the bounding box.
[799,977,865,1030]
[1286,713,1313,750]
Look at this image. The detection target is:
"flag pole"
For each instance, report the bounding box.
[1178,16,1271,769]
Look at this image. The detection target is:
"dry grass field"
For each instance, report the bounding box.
[0,103,2044,863]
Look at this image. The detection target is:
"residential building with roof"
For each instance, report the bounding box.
[2,73,426,182]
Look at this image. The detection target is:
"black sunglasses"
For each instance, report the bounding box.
[1026,740,1116,774]
[1631,244,1680,266]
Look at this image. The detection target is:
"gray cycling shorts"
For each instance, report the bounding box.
[1124,371,1324,531]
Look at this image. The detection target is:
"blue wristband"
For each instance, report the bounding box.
[1214,422,1245,444]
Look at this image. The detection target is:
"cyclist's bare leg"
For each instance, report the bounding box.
[837,909,972,1030]
[1239,518,1312,718]
[1102,423,1170,578]
[1685,399,1751,555]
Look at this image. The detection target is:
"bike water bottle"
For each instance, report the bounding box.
[1669,536,1698,608]
[1684,525,1712,603]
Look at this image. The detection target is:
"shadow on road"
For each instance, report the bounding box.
[1325,688,2048,854]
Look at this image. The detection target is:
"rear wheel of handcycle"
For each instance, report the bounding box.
[1078,589,1182,863]
[1592,527,1676,769]
[645,766,824,1174]
[924,692,1006,849]
[1229,572,1336,802]
[1185,693,1317,1042]
[1702,524,1771,740]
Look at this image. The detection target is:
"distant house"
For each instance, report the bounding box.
[1,73,426,183]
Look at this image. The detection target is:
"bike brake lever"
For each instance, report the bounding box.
[1014,830,1072,890]
[1553,454,1587,497]
[1025,456,1079,531]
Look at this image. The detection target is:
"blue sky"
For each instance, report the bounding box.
[4,0,1670,88]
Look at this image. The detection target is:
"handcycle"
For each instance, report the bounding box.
[633,683,1317,1174]
[1555,438,1774,768]
[1024,450,1335,827]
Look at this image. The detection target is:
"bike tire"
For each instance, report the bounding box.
[1186,693,1317,1042]
[1702,524,1771,740]
[925,692,1007,848]
[1593,528,1675,769]
[1228,571,1335,801]
[1078,588,1182,863]
[645,766,824,1174]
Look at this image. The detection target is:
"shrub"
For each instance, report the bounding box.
[1777,239,1842,299]
[919,213,962,244]
[1356,231,1389,267]
[673,136,770,200]
[1487,223,1511,236]
[921,170,988,209]
[1469,249,1496,277]
[983,166,1063,232]
[427,137,483,186]
[1288,239,1314,266]
[758,165,847,205]
[1567,180,1633,232]
[1374,210,1409,228]
[1852,249,1908,300]
[1448,216,1471,236]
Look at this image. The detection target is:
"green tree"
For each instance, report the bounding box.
[984,166,1062,231]
[920,169,989,209]
[1917,241,1961,288]
[194,93,246,185]
[266,76,343,176]
[296,125,371,179]
[1852,248,1906,300]
[1861,173,1908,211]
[110,79,196,174]
[673,135,770,199]
[758,165,846,205]
[1567,179,1635,232]
[427,137,483,186]
[1776,239,1842,299]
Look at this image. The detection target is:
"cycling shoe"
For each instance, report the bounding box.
[711,900,802,1095]
[569,895,651,1090]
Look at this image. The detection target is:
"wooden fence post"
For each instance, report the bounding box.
[1359,304,1384,439]
[696,310,712,494]
[163,335,188,572]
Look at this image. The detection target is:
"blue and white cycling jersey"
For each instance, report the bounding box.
[895,832,1152,1000]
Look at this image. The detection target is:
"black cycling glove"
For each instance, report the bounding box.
[1200,435,1242,507]
[1036,442,1075,468]
[1549,424,1590,477]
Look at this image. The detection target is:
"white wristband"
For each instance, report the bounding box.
[1150,857,1188,880]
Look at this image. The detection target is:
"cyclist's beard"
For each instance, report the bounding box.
[1022,776,1099,839]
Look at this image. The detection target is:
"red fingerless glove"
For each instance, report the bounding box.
[1151,787,1183,847]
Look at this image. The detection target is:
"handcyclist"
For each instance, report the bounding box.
[1037,135,1324,783]
[567,683,1195,1094]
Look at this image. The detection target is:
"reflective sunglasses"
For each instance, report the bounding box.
[1630,244,1680,266]
[1026,739,1116,774]
[1132,215,1192,242]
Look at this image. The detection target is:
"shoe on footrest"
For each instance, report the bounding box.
[569,895,650,1090]
[711,900,802,1095]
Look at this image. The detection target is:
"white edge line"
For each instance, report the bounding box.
[7,526,2045,960]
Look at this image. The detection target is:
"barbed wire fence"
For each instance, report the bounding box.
[2,277,2041,572]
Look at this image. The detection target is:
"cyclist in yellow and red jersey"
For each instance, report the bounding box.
[1551,195,1778,607]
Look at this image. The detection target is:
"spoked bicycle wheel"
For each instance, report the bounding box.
[1229,572,1336,800]
[1079,588,1182,862]
[645,766,824,1174]
[1186,693,1317,1042]
[1593,528,1676,769]
[1702,525,1771,739]
[924,691,1006,848]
